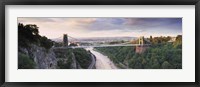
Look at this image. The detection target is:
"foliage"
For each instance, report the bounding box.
[54,48,73,69]
[54,48,73,58]
[40,36,54,49]
[55,48,92,69]
[18,52,36,69]
[151,36,171,44]
[18,23,53,49]
[95,46,135,67]
[57,58,72,69]
[53,42,63,47]
[161,61,173,69]
[173,35,182,48]
[73,48,92,69]
[95,35,182,69]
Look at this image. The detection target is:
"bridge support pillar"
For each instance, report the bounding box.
[139,36,144,45]
[136,36,148,54]
[63,34,68,47]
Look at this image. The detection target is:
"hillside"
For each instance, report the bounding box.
[18,23,94,69]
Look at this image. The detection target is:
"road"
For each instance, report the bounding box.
[85,47,118,69]
[87,53,96,69]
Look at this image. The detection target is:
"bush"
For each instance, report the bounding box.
[57,59,72,69]
[40,36,54,50]
[18,53,36,69]
[162,61,173,69]
[55,49,73,69]
[73,48,92,69]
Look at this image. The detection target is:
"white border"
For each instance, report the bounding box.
[5,5,195,82]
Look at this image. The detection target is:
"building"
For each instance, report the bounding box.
[168,37,176,42]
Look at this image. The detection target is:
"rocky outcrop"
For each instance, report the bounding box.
[19,44,57,69]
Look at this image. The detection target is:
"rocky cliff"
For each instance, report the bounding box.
[19,44,57,69]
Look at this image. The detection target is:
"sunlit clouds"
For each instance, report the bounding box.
[18,18,182,39]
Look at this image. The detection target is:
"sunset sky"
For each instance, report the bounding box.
[18,18,182,39]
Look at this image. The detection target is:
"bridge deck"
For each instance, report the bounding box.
[53,44,150,49]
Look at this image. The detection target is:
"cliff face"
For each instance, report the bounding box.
[19,44,57,69]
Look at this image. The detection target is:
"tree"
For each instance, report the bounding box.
[173,35,182,48]
[162,61,172,69]
[175,35,182,45]
[18,23,53,49]
[40,36,54,49]
[166,36,171,42]
[94,38,182,69]
[18,23,40,46]
[18,53,36,69]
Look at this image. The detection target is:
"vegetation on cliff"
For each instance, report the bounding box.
[18,23,54,49]
[73,48,92,69]
[18,23,55,69]
[55,48,92,69]
[18,23,93,69]
[18,53,36,69]
[95,35,182,69]
[55,48,73,69]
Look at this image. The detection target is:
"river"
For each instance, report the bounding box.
[85,47,118,69]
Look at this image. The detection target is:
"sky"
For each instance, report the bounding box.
[18,18,182,39]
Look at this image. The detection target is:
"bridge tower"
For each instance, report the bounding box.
[136,36,148,54]
[63,34,68,47]
[139,36,144,45]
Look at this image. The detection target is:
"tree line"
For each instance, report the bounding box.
[95,35,182,69]
[18,23,54,49]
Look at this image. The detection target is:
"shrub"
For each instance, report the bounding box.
[18,53,36,69]
[73,48,92,69]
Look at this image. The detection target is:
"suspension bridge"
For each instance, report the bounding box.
[52,34,151,69]
[52,34,151,49]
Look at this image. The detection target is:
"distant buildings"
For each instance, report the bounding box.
[168,37,176,42]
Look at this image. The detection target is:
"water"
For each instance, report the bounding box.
[85,47,118,69]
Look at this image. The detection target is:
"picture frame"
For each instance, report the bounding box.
[0,0,199,87]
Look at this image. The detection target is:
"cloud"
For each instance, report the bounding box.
[124,18,182,29]
[18,17,182,38]
[18,18,56,23]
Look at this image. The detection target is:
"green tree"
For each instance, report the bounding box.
[18,53,36,69]
[162,61,172,69]
[73,48,92,68]
[173,35,182,48]
[18,23,53,49]
[40,36,54,50]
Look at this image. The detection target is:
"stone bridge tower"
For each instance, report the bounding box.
[63,34,68,47]
[136,36,148,54]
[139,36,144,45]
